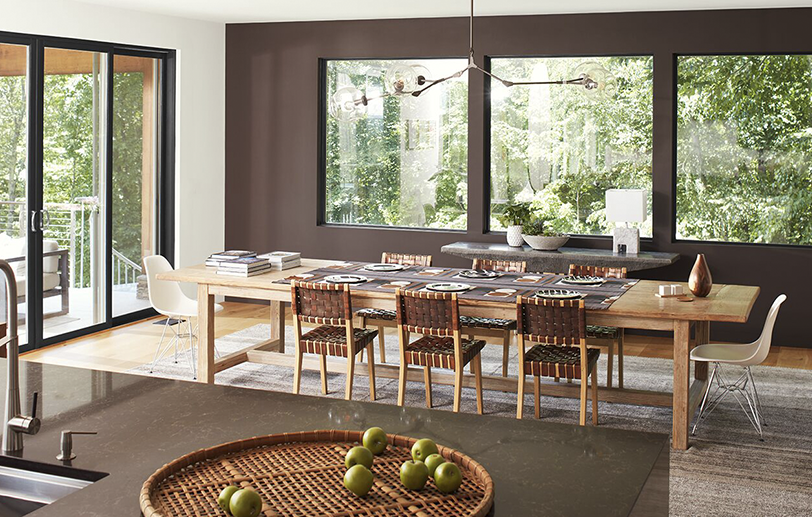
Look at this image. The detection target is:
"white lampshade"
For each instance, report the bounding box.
[605,189,647,223]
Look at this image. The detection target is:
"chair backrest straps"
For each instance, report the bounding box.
[516,296,586,345]
[381,252,433,267]
[290,281,351,325]
[472,258,527,273]
[395,289,459,337]
[568,264,627,279]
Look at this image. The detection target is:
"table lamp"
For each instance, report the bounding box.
[605,189,647,255]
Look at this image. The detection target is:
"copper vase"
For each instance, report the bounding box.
[688,254,713,297]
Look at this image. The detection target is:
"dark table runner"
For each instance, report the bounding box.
[274,262,637,311]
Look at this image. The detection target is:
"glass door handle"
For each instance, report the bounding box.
[29,210,48,232]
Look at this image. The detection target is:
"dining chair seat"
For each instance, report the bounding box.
[300,325,378,357]
[404,336,486,370]
[524,344,600,380]
[586,324,618,340]
[356,308,516,331]
[690,342,764,364]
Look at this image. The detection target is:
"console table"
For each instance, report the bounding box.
[441,241,680,273]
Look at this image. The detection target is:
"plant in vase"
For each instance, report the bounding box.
[521,218,569,251]
[496,202,532,247]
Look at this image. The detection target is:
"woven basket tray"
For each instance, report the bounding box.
[140,429,494,517]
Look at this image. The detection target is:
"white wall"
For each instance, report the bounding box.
[0,0,225,272]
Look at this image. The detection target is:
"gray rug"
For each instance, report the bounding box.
[129,324,812,516]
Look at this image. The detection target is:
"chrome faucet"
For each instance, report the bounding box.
[0,259,40,453]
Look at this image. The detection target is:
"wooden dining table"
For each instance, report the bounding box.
[158,258,760,450]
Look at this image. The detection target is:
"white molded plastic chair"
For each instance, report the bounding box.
[690,294,786,439]
[144,255,223,378]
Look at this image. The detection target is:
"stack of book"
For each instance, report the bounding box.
[205,250,257,268]
[216,256,272,277]
[258,251,301,270]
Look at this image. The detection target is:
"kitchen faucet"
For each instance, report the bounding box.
[0,259,40,453]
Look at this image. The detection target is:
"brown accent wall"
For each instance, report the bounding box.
[226,8,812,347]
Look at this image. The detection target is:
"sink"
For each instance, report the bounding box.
[0,456,107,516]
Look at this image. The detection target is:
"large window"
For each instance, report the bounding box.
[324,59,468,230]
[490,56,653,235]
[677,55,812,246]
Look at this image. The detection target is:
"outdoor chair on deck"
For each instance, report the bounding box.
[395,288,485,413]
[516,296,599,425]
[569,264,628,388]
[291,281,377,401]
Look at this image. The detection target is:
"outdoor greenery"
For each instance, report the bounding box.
[0,55,147,288]
[677,55,812,246]
[325,59,468,229]
[490,56,654,236]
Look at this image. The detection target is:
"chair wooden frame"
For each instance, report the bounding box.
[290,281,376,401]
[395,289,484,414]
[516,296,598,426]
[357,252,433,364]
[568,264,627,388]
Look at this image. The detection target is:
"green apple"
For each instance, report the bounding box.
[345,446,374,469]
[218,485,240,512]
[229,488,263,517]
[410,438,439,462]
[399,460,429,490]
[423,453,445,478]
[344,464,374,497]
[433,462,463,494]
[362,427,388,455]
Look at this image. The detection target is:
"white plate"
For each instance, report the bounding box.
[363,263,406,272]
[533,289,583,299]
[426,282,472,293]
[560,275,604,285]
[324,275,368,284]
[493,288,516,294]
[458,269,500,279]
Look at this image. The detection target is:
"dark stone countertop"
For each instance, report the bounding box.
[4,360,668,516]
[441,242,680,273]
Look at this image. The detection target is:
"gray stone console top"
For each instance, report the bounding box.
[441,241,680,273]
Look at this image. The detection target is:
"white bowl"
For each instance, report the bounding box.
[522,234,569,251]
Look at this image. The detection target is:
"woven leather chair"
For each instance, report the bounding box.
[471,258,527,273]
[395,289,485,413]
[568,264,628,388]
[290,281,378,401]
[516,297,599,425]
[463,259,527,376]
[356,252,432,364]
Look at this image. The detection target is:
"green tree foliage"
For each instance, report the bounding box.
[677,55,812,245]
[325,60,467,229]
[490,56,653,235]
[0,66,145,288]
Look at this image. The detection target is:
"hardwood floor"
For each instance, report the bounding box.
[21,301,812,372]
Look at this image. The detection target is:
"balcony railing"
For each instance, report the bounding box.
[0,199,141,289]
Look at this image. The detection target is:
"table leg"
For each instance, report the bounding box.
[673,320,691,450]
[197,284,215,384]
[694,321,709,381]
[270,300,285,353]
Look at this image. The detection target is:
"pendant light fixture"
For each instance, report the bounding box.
[329,0,616,121]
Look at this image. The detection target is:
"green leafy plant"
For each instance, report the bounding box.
[495,202,532,227]
[522,218,565,237]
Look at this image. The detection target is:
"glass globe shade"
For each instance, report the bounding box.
[384,64,419,95]
[329,86,367,121]
[574,61,617,101]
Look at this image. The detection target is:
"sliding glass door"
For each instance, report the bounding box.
[0,42,30,344]
[0,32,173,350]
[42,47,108,340]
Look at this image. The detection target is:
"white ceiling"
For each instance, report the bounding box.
[75,0,811,24]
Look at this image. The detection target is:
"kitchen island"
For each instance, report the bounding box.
[5,360,668,516]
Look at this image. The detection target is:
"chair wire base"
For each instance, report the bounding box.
[692,362,766,439]
[149,318,222,380]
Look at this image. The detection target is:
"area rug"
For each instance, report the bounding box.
[129,324,812,516]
